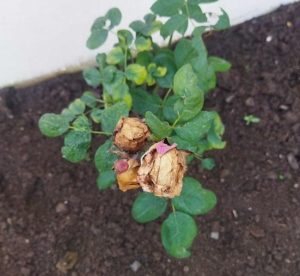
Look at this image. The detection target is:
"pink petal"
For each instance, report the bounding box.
[114,159,129,173]
[156,141,177,155]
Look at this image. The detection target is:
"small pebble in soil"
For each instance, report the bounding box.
[245,97,255,107]
[130,260,141,272]
[232,209,238,218]
[183,266,190,273]
[286,21,293,27]
[55,202,67,213]
[287,153,299,170]
[210,232,220,240]
[225,94,235,103]
[266,35,273,42]
[294,183,299,189]
[279,104,289,111]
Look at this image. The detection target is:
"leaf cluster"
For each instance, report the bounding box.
[38,0,231,258]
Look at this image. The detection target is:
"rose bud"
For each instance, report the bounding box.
[114,159,140,192]
[114,117,150,153]
[137,141,187,198]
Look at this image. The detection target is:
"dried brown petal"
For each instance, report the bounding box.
[114,117,150,152]
[114,159,140,192]
[137,142,187,198]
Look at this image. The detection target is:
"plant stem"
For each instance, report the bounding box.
[171,114,182,128]
[168,34,173,47]
[161,88,172,110]
[91,130,112,136]
[69,126,111,136]
[95,99,105,103]
[124,47,128,69]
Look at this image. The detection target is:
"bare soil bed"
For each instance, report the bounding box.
[0,3,300,275]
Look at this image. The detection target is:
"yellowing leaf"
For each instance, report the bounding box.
[125,64,148,85]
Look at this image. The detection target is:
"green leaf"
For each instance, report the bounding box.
[106,7,122,29]
[186,4,207,22]
[117,29,134,46]
[39,113,69,137]
[130,20,145,33]
[192,26,206,36]
[72,115,91,131]
[173,64,200,98]
[125,64,147,85]
[174,95,203,122]
[163,95,178,123]
[207,128,226,149]
[97,170,116,190]
[160,14,188,39]
[90,108,102,123]
[172,177,217,215]
[201,158,215,170]
[131,88,162,116]
[191,36,208,74]
[135,36,152,52]
[168,135,198,153]
[130,20,162,37]
[61,130,91,163]
[174,111,215,142]
[136,51,154,66]
[132,192,168,223]
[96,53,106,70]
[144,13,156,23]
[207,114,226,149]
[100,102,129,133]
[111,83,132,110]
[106,47,124,65]
[151,0,185,16]
[61,108,76,123]
[161,211,198,258]
[91,17,106,31]
[81,91,97,108]
[154,50,177,88]
[86,29,108,49]
[95,140,118,171]
[208,56,231,72]
[83,68,101,87]
[214,9,230,30]
[145,111,172,140]
[68,99,86,115]
[188,0,218,4]
[174,39,197,68]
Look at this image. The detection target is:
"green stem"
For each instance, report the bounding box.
[124,47,128,69]
[69,126,111,136]
[171,114,182,128]
[168,34,173,47]
[161,88,172,108]
[91,130,112,136]
[95,99,105,103]
[184,1,195,28]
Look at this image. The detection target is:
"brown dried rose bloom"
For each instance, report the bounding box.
[114,117,150,152]
[137,141,187,198]
[114,159,140,192]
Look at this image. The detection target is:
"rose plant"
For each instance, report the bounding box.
[38,0,231,258]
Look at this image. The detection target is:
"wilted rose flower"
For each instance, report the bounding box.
[114,117,150,152]
[137,141,187,198]
[114,159,140,192]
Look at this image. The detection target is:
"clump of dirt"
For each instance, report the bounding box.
[0,3,300,275]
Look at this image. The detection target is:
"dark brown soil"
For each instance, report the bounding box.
[1,3,300,276]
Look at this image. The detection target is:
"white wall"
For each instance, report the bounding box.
[0,0,297,88]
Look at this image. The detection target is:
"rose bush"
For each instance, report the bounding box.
[38,0,231,258]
